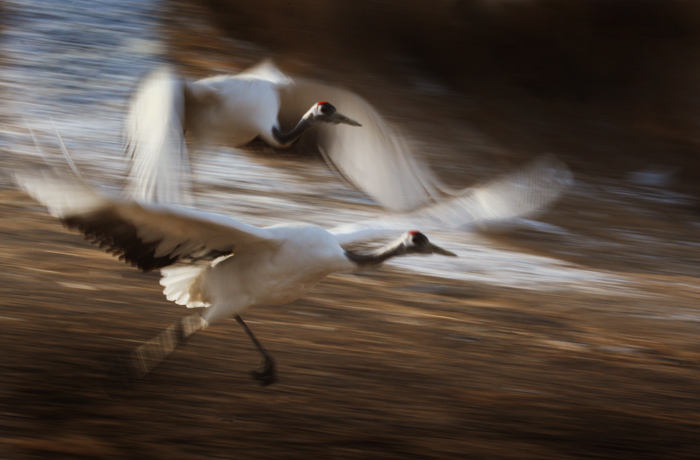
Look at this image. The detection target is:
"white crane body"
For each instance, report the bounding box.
[180,224,356,325]
[185,76,286,148]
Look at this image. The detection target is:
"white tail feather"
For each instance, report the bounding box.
[160,265,210,308]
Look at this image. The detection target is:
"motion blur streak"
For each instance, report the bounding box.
[1,1,699,459]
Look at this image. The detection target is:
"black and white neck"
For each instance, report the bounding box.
[344,231,457,268]
[344,239,410,268]
[271,109,317,146]
[271,101,361,147]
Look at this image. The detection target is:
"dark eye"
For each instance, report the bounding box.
[318,102,335,115]
[411,232,428,245]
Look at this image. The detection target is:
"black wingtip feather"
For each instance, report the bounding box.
[63,210,178,272]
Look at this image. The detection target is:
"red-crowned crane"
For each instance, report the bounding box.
[15,153,570,387]
[125,61,457,210]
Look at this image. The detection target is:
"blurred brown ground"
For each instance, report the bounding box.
[2,1,700,459]
[2,186,700,460]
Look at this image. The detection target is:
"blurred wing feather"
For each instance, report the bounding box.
[237,59,294,86]
[16,172,277,272]
[330,155,573,246]
[279,78,444,211]
[125,66,193,205]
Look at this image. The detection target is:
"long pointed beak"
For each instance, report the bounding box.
[429,243,458,257]
[331,112,362,127]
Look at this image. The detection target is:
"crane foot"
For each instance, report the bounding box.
[250,357,277,387]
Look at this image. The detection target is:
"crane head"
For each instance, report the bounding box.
[312,102,362,127]
[404,231,457,257]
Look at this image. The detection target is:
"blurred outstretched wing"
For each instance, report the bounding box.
[330,155,573,246]
[125,66,193,205]
[278,78,445,212]
[16,171,277,272]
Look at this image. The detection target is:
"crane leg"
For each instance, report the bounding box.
[235,315,277,386]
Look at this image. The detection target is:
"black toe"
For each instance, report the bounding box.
[250,358,277,386]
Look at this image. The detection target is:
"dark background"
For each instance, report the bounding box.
[198,0,700,192]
